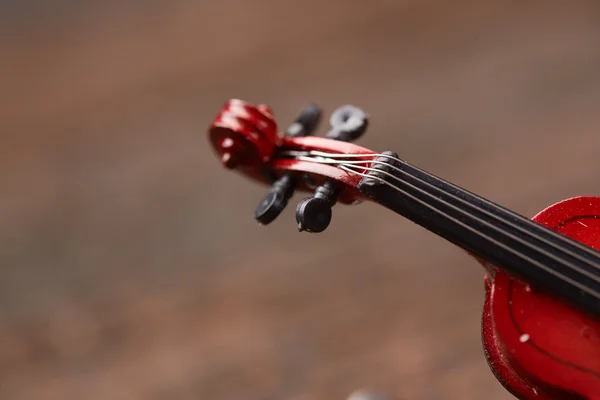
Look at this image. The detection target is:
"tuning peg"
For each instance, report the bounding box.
[287,103,322,137]
[295,105,368,233]
[255,174,296,225]
[254,104,322,225]
[295,181,339,233]
[326,105,369,142]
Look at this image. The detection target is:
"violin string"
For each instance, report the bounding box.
[281,150,600,288]
[312,149,598,249]
[297,153,600,265]
[311,152,600,282]
[313,148,593,244]
[339,162,600,284]
[309,149,600,256]
[286,149,600,266]
[335,164,600,301]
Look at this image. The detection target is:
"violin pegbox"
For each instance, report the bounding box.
[295,105,370,233]
[209,99,370,232]
[254,103,323,225]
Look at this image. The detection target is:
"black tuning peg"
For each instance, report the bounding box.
[325,105,369,142]
[286,103,321,137]
[254,104,322,225]
[255,174,296,225]
[295,181,339,233]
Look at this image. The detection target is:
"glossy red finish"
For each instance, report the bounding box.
[209,99,279,169]
[481,197,600,399]
[209,100,375,204]
[208,100,600,400]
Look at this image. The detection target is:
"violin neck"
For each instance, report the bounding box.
[357,151,600,318]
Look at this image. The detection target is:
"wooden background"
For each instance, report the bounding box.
[2,1,600,399]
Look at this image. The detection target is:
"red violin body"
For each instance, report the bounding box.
[208,99,600,399]
[482,196,600,399]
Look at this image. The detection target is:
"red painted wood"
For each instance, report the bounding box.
[208,99,375,204]
[482,197,600,399]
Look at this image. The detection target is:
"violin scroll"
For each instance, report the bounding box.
[208,99,279,169]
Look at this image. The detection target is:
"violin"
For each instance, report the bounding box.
[208,99,600,400]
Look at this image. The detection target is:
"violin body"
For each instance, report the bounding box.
[208,99,600,399]
[482,196,600,399]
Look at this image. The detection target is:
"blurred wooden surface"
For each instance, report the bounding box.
[2,1,600,399]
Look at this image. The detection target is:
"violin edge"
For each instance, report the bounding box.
[482,196,600,400]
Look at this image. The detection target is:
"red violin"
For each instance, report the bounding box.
[208,99,600,400]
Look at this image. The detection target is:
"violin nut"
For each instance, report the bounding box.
[357,150,400,197]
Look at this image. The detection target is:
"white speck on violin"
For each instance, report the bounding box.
[578,221,588,227]
[520,333,530,343]
[525,285,531,292]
